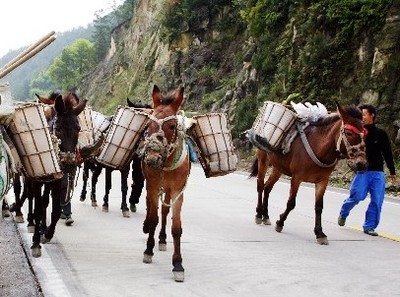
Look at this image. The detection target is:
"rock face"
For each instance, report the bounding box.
[78,1,400,143]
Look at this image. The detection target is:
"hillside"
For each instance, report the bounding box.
[77,0,400,149]
[0,27,93,100]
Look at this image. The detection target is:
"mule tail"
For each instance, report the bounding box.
[249,157,258,178]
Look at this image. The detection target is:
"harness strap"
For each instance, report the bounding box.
[297,122,337,168]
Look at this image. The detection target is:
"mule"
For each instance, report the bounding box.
[27,92,86,257]
[142,85,190,282]
[249,102,367,245]
[79,100,149,216]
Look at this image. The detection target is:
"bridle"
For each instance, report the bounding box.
[143,111,190,207]
[299,120,366,168]
[336,123,367,159]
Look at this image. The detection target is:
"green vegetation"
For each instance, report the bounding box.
[47,39,96,91]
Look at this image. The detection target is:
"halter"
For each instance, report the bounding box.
[144,111,190,207]
[298,121,366,168]
[336,123,366,158]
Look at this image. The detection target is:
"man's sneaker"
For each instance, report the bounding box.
[60,212,67,220]
[338,216,346,226]
[364,229,378,236]
[65,216,74,226]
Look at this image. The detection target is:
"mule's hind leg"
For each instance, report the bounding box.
[254,150,268,224]
[262,168,281,225]
[314,181,329,245]
[31,184,43,258]
[159,203,170,251]
[102,167,112,212]
[120,166,130,217]
[275,178,300,233]
[80,162,89,202]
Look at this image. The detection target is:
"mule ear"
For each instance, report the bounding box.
[36,93,55,105]
[152,85,162,108]
[54,95,65,114]
[73,98,87,115]
[170,86,184,112]
[335,101,345,117]
[127,97,134,107]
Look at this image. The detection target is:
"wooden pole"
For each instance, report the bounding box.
[0,32,56,79]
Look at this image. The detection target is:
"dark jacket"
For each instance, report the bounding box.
[364,124,396,175]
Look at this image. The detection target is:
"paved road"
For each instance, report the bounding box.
[3,165,400,296]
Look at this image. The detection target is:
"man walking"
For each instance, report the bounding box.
[338,104,396,236]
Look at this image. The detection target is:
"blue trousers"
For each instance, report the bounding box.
[339,171,385,231]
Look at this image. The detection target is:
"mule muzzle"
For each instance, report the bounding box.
[347,157,368,172]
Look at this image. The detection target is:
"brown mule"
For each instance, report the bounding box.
[250,103,367,245]
[142,85,190,282]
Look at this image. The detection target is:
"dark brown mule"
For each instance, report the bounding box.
[249,103,367,245]
[32,92,85,257]
[142,85,190,282]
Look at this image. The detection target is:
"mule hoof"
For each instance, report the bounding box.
[275,224,283,233]
[263,218,271,225]
[31,247,42,258]
[130,203,137,213]
[122,210,130,218]
[41,236,51,244]
[15,215,25,223]
[317,237,329,245]
[80,196,86,202]
[143,254,153,264]
[27,225,35,233]
[2,209,10,217]
[102,206,109,212]
[91,201,98,207]
[159,243,167,251]
[173,271,184,282]
[255,216,262,224]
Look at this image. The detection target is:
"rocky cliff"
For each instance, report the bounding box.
[78,0,400,144]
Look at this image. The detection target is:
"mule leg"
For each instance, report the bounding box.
[80,161,89,202]
[158,203,170,251]
[120,166,130,217]
[43,180,62,242]
[275,178,301,233]
[10,174,25,223]
[171,193,184,282]
[143,187,159,264]
[102,167,112,212]
[262,168,281,225]
[129,155,144,212]
[31,183,43,258]
[25,181,35,233]
[90,164,103,207]
[40,183,51,235]
[255,151,268,224]
[314,180,329,245]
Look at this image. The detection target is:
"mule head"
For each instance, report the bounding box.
[143,85,185,169]
[53,93,87,164]
[336,102,368,171]
[127,97,152,109]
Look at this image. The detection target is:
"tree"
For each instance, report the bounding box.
[47,39,96,91]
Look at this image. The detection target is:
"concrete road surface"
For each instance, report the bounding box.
[6,165,400,296]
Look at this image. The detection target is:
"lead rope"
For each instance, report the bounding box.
[158,153,190,207]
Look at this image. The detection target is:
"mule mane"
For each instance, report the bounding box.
[63,92,80,110]
[311,105,361,127]
[160,93,175,106]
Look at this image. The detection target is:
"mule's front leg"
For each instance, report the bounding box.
[143,189,159,264]
[276,179,300,233]
[171,197,184,282]
[158,204,170,251]
[314,182,328,245]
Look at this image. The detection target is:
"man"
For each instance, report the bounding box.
[338,104,396,236]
